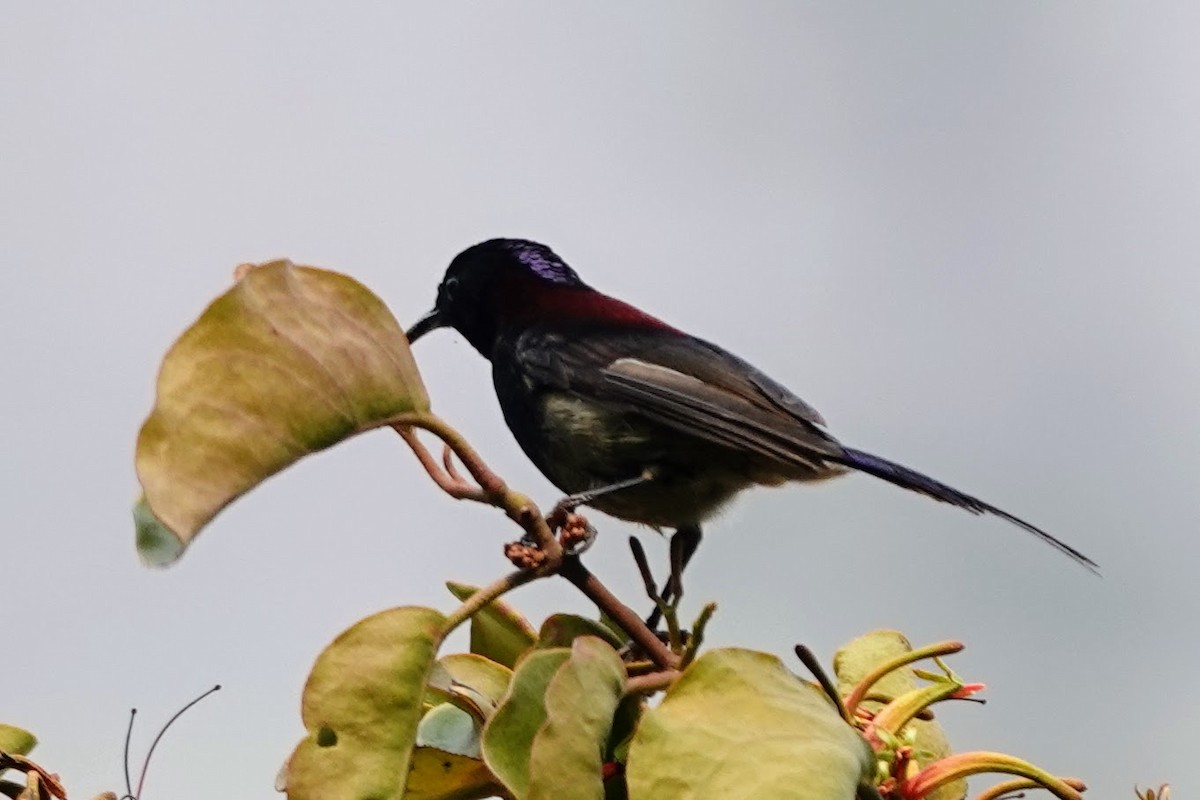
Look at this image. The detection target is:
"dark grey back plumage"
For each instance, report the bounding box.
[511,325,1099,571]
[515,328,845,478]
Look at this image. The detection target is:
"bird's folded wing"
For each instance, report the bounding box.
[514,329,845,471]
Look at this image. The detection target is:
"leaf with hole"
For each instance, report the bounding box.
[283,606,445,800]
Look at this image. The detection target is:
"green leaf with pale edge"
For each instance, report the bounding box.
[283,606,446,800]
[527,637,626,800]
[446,582,537,668]
[627,648,872,800]
[426,656,512,726]
[0,725,37,756]
[481,648,571,798]
[537,613,626,650]
[426,663,497,723]
[834,630,964,800]
[439,654,514,709]
[404,747,499,800]
[135,260,429,565]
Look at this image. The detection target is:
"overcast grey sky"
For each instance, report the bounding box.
[4,4,1198,798]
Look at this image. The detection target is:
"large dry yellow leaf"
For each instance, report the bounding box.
[134,260,428,565]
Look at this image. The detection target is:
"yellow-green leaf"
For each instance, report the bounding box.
[528,637,626,800]
[283,606,446,800]
[426,663,498,724]
[135,260,429,565]
[627,648,872,800]
[439,654,514,711]
[481,648,571,798]
[0,725,36,756]
[426,655,514,726]
[537,614,626,651]
[446,582,536,668]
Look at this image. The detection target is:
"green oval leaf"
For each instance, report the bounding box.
[283,606,446,800]
[626,648,872,800]
[834,630,963,800]
[439,654,514,710]
[446,582,537,668]
[0,724,37,756]
[481,648,571,798]
[426,663,496,723]
[537,614,626,651]
[528,637,627,800]
[135,260,429,565]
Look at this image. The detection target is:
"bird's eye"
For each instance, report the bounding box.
[441,276,460,303]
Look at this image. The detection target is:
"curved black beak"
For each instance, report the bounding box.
[406,308,447,343]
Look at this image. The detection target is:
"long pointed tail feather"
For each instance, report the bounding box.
[838,447,1099,573]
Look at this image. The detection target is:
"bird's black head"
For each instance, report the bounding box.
[407,238,588,357]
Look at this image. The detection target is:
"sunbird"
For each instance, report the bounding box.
[407,238,1096,573]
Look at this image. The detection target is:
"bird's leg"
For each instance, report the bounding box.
[644,524,703,629]
[544,470,657,555]
[549,470,656,520]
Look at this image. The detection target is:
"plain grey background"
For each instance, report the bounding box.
[4,3,1197,798]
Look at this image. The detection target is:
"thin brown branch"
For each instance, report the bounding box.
[625,670,679,696]
[395,412,685,665]
[0,753,67,799]
[395,425,488,502]
[518,504,561,567]
[442,443,467,484]
[411,414,508,500]
[391,415,563,568]
[392,413,688,679]
[560,556,679,671]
